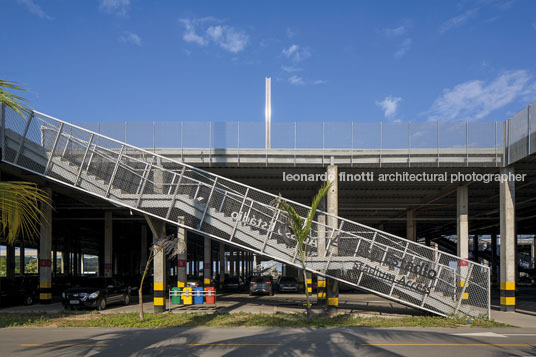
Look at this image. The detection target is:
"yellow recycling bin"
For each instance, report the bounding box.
[182,287,193,305]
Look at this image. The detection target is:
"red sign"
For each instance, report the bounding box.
[39,259,51,267]
[459,260,468,267]
[177,260,186,268]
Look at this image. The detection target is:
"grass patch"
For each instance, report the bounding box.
[0,312,510,328]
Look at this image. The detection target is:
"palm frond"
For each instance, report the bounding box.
[0,80,30,117]
[304,181,331,237]
[277,200,305,245]
[0,182,53,245]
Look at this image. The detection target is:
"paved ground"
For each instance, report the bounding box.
[1,326,536,356]
[0,292,423,317]
[2,287,536,327]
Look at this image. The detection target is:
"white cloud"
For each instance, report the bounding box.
[179,18,249,53]
[394,38,412,58]
[206,25,248,53]
[439,8,478,34]
[119,32,141,46]
[286,27,296,38]
[383,25,407,37]
[314,80,328,85]
[376,96,402,118]
[99,0,130,16]
[281,65,302,73]
[288,75,305,86]
[427,70,534,121]
[282,44,310,63]
[16,0,52,20]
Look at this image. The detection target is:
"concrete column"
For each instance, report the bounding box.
[253,254,258,272]
[406,209,416,241]
[104,211,113,277]
[154,157,164,194]
[305,270,312,295]
[6,245,15,278]
[140,224,147,274]
[230,249,235,276]
[219,243,225,288]
[457,186,469,260]
[62,247,69,276]
[39,187,53,304]
[146,215,167,313]
[326,165,339,312]
[491,233,498,286]
[204,237,211,286]
[473,234,479,263]
[20,242,25,274]
[317,210,326,304]
[177,219,187,288]
[457,185,469,302]
[500,167,516,312]
[530,235,536,269]
[52,245,57,276]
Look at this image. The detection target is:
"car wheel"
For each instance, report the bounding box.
[98,297,107,311]
[23,295,34,305]
[123,294,130,305]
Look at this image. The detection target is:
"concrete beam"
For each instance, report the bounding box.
[39,187,53,304]
[500,167,516,312]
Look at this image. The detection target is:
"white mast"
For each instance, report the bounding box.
[265,77,271,149]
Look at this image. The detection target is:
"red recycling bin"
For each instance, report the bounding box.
[206,287,216,305]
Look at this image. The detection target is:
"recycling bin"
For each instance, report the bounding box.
[182,287,193,305]
[193,287,204,305]
[205,287,215,305]
[171,287,182,305]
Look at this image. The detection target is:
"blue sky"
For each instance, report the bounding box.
[2,0,536,125]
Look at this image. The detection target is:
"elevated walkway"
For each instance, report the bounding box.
[0,108,490,317]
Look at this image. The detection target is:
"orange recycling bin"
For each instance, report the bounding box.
[206,287,216,305]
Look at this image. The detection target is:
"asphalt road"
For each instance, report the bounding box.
[2,327,536,356]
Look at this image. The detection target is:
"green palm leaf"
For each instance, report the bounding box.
[0,80,30,117]
[0,182,52,245]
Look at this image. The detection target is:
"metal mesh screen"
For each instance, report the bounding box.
[1,107,490,318]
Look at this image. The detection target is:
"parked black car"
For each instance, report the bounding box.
[61,277,130,310]
[0,276,39,306]
[277,276,299,293]
[222,276,246,292]
[249,276,274,296]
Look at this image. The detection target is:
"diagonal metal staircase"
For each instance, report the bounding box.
[0,107,490,317]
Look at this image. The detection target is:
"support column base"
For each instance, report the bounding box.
[154,305,166,313]
[500,305,515,312]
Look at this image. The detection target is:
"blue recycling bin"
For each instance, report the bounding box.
[193,287,204,305]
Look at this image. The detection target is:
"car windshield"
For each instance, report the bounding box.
[279,277,297,283]
[79,278,108,288]
[254,277,269,283]
[224,277,239,283]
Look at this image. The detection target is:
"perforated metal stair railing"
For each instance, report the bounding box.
[0,107,490,318]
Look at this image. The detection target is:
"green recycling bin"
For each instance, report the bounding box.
[171,287,182,305]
